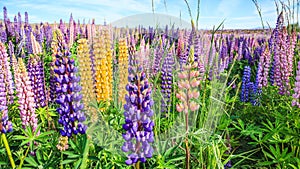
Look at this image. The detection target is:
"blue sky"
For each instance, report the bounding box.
[0,0,298,29]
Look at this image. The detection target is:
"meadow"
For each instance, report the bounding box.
[0,3,300,169]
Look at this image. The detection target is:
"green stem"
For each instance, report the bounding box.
[18,145,30,169]
[80,135,89,169]
[2,134,16,168]
[60,151,63,169]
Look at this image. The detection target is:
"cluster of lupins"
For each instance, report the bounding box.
[1,6,300,168]
[239,12,298,106]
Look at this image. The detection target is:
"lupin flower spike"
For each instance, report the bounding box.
[292,61,300,108]
[93,28,113,105]
[0,68,13,133]
[53,30,87,139]
[176,61,200,114]
[122,65,155,165]
[15,58,38,133]
[118,38,129,105]
[161,43,175,113]
[27,33,47,108]
[77,38,97,120]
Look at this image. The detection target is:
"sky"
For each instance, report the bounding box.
[0,0,299,29]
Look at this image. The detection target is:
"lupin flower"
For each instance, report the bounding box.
[257,46,271,88]
[103,28,113,100]
[118,38,129,105]
[292,61,300,108]
[176,59,200,115]
[276,27,290,95]
[271,13,295,95]
[0,32,13,135]
[49,31,61,103]
[151,36,163,76]
[15,58,38,133]
[68,14,74,48]
[122,65,154,165]
[93,28,113,104]
[56,136,69,151]
[240,66,251,102]
[177,31,187,67]
[0,69,13,133]
[27,33,47,108]
[0,42,14,104]
[53,30,87,139]
[161,44,175,113]
[128,34,137,66]
[94,30,110,103]
[77,38,97,120]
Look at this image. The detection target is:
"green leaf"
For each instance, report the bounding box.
[258,161,276,166]
[62,151,78,156]
[74,159,82,169]
[61,159,77,165]
[24,156,39,167]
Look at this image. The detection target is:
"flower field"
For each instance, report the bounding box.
[0,5,300,169]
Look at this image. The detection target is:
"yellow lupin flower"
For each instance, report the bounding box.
[77,38,97,120]
[93,29,112,108]
[103,28,113,100]
[118,38,129,105]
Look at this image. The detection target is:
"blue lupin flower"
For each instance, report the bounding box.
[240,66,251,102]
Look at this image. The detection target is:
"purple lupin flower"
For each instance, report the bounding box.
[53,30,87,138]
[27,56,47,108]
[240,66,251,102]
[292,61,300,108]
[257,46,271,88]
[44,23,53,52]
[0,83,13,133]
[151,37,163,76]
[161,44,174,113]
[122,65,154,165]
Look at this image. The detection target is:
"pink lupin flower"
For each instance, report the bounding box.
[190,78,200,87]
[176,103,185,113]
[190,101,200,112]
[176,59,200,115]
[15,58,39,133]
[178,72,188,79]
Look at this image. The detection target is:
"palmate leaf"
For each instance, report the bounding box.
[24,155,38,167]
[61,159,78,165]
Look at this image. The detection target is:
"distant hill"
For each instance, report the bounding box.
[110,13,192,29]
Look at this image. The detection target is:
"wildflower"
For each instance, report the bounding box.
[15,58,38,133]
[27,33,47,108]
[240,66,251,102]
[292,61,300,108]
[122,65,154,165]
[176,61,200,115]
[53,30,87,138]
[77,38,97,120]
[118,38,129,105]
[161,44,174,113]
